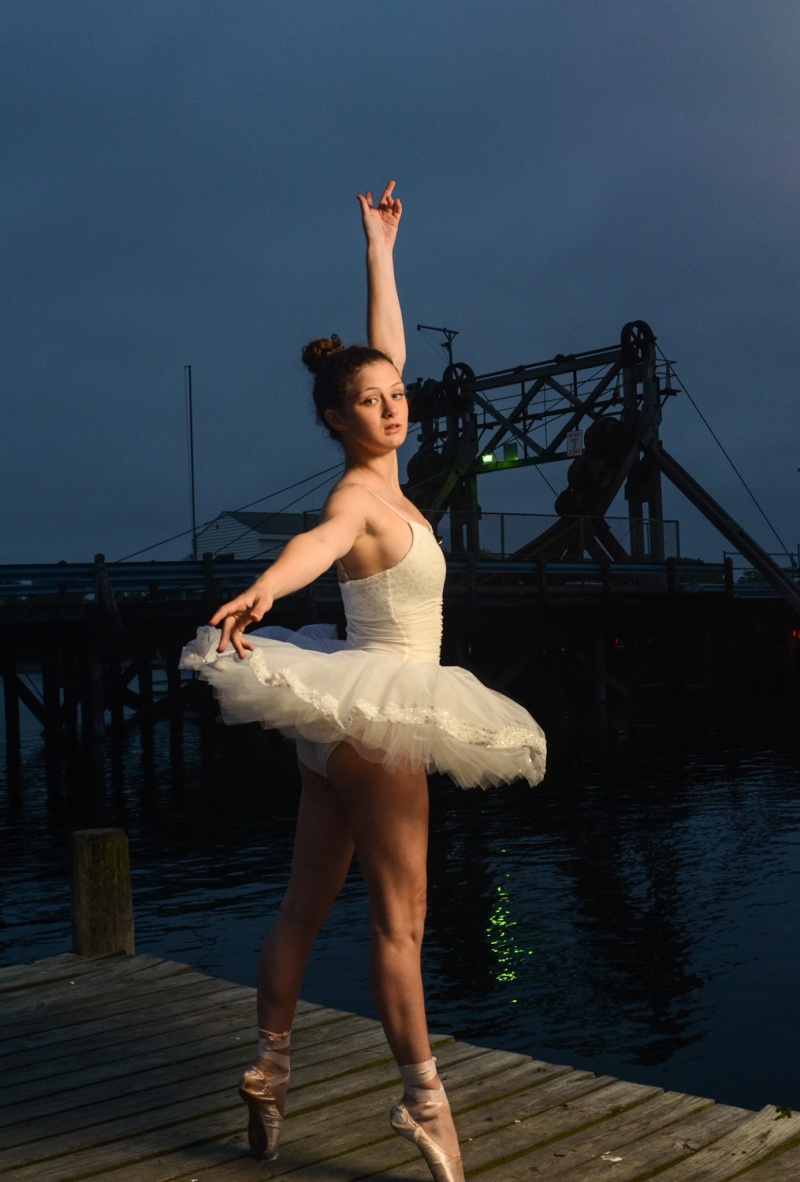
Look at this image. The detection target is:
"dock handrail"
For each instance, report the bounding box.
[1,554,793,605]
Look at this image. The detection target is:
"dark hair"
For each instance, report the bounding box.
[301,334,396,441]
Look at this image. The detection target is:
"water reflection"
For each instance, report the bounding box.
[2,690,800,1113]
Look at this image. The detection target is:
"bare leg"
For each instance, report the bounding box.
[326,742,462,1167]
[258,761,355,1031]
[241,760,356,1158]
[326,741,430,1063]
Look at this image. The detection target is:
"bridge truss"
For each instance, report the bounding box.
[404,321,800,613]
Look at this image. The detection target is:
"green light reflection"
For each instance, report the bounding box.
[486,877,534,988]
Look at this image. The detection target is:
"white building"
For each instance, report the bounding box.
[194,510,320,561]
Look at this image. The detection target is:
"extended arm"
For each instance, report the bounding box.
[357,180,405,375]
[210,494,363,657]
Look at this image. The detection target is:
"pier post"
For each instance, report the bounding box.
[69,828,135,956]
[1,654,21,758]
[166,639,183,716]
[666,556,677,595]
[593,624,607,704]
[467,553,478,614]
[82,645,106,742]
[202,552,218,602]
[724,555,734,599]
[41,647,62,739]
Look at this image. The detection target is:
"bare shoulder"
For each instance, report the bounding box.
[324,481,401,537]
[320,483,372,527]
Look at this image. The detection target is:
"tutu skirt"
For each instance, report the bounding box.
[180,623,546,790]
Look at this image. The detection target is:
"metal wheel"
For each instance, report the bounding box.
[442,362,476,411]
[620,320,655,364]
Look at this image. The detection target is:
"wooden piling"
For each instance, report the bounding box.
[69,828,135,956]
[81,646,106,742]
[593,624,607,704]
[1,653,21,756]
[41,647,62,738]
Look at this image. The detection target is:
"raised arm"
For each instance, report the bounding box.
[210,492,364,658]
[357,180,405,375]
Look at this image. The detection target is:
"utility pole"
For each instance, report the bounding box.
[417,324,459,367]
[185,365,197,561]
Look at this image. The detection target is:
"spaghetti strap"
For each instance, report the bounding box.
[366,488,432,532]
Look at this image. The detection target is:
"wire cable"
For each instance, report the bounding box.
[207,469,339,557]
[114,463,342,563]
[657,346,791,558]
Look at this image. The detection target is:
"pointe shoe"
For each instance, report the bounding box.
[238,1060,289,1159]
[390,1098,466,1182]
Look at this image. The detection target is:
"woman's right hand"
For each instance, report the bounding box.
[357,180,402,252]
[209,581,274,658]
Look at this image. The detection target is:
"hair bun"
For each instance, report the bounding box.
[301,334,345,375]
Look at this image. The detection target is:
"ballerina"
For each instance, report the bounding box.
[180,180,546,1182]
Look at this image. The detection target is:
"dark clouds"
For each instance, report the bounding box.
[3,0,797,562]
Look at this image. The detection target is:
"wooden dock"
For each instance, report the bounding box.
[1,954,799,1181]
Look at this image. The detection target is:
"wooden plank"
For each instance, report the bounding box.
[0,1024,396,1143]
[291,1037,473,1110]
[476,1091,716,1180]
[0,985,254,1068]
[443,1054,573,1112]
[647,1105,800,1181]
[0,966,247,1033]
[0,1025,397,1144]
[0,952,175,994]
[537,1100,752,1181]
[275,1072,622,1182]
[0,979,350,1069]
[453,1077,661,1181]
[736,1140,800,1180]
[4,955,792,1182]
[1,1051,581,1182]
[0,1034,442,1171]
[0,988,354,1077]
[0,1009,391,1112]
[0,958,213,1009]
[3,1041,426,1182]
[0,1048,249,1151]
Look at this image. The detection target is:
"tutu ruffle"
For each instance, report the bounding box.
[180,624,546,790]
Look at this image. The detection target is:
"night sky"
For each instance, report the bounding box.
[4,1,798,564]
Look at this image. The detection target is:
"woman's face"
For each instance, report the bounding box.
[326,359,408,453]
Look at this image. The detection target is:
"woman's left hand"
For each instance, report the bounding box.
[357,180,402,250]
[209,580,275,658]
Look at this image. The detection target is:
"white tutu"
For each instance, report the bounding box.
[179,623,546,790]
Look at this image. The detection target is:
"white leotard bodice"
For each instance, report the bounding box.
[339,496,445,663]
[180,488,547,789]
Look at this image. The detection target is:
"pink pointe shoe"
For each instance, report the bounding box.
[238,1029,291,1159]
[390,1059,466,1182]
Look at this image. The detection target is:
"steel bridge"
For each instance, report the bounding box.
[405,320,800,614]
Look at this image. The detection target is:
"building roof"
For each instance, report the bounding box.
[215,510,314,535]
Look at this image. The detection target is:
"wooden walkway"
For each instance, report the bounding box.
[1,954,799,1181]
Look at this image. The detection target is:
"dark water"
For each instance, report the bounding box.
[2,687,800,1114]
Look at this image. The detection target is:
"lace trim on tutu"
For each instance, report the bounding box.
[248,656,545,788]
[250,658,538,751]
[180,627,546,790]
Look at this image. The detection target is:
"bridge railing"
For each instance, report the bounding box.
[722,549,800,595]
[1,529,796,606]
[0,558,273,603]
[436,511,681,561]
[0,553,774,606]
